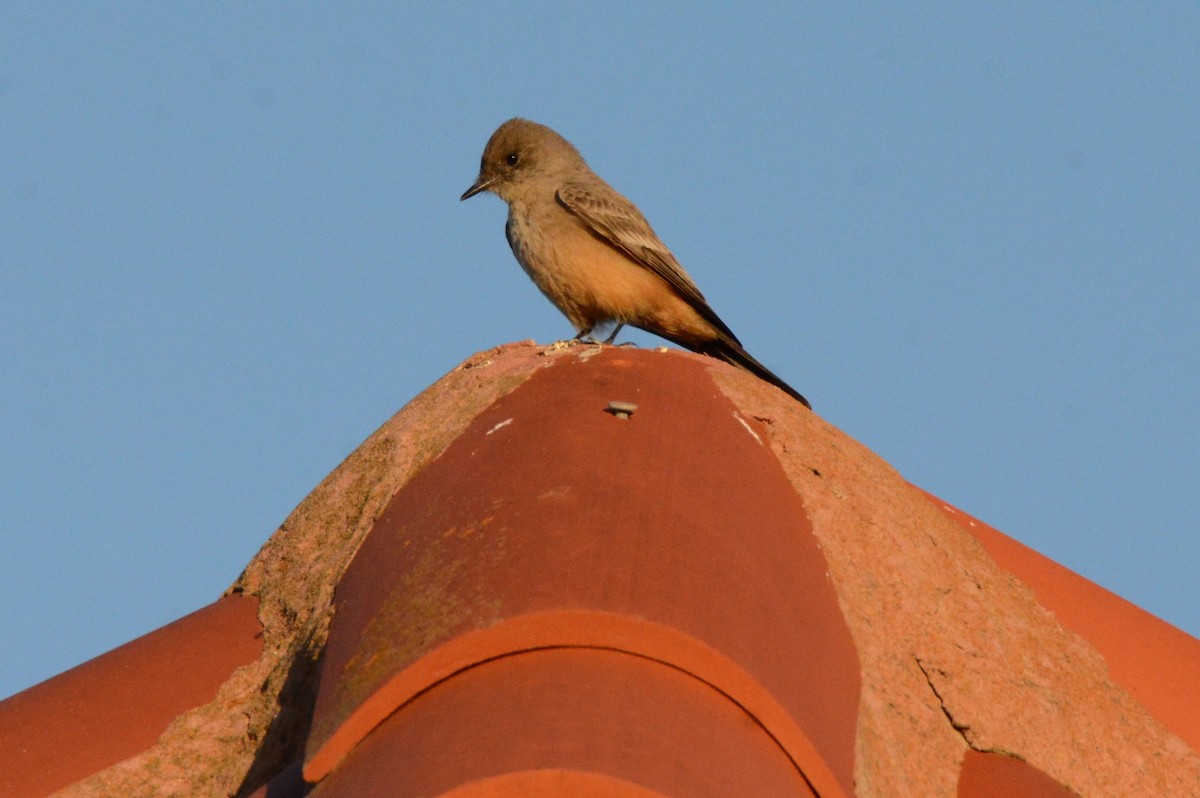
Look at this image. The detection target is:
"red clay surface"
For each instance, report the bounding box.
[305,348,858,795]
[433,770,669,797]
[303,608,840,792]
[957,750,1076,797]
[311,648,817,798]
[0,594,262,798]
[925,491,1200,753]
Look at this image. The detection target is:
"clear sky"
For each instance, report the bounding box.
[2,5,1197,699]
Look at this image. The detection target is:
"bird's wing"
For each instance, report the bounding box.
[557,181,740,344]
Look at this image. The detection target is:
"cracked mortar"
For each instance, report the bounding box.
[711,367,1200,797]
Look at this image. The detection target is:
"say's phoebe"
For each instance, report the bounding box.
[461,118,810,409]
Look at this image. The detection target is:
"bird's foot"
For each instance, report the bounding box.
[546,337,596,354]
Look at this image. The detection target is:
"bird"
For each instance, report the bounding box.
[460,118,810,409]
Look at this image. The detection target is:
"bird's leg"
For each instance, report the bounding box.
[571,326,598,345]
[601,323,625,345]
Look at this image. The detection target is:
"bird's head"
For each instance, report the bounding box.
[461,118,584,204]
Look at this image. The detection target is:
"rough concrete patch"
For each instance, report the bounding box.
[709,361,1200,797]
[55,342,561,798]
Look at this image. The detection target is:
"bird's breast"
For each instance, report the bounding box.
[504,201,698,335]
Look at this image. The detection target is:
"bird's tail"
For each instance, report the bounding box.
[700,338,811,409]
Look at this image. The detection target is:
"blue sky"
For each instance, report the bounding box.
[2,5,1197,699]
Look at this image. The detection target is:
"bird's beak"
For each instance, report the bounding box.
[460,175,495,201]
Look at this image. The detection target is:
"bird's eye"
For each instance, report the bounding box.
[505,152,519,166]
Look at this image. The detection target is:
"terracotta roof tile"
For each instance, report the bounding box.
[957,750,1076,798]
[315,648,818,797]
[304,349,857,795]
[0,595,262,798]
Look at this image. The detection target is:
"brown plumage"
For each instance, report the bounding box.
[461,118,809,409]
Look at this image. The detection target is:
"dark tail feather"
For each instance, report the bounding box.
[701,338,811,409]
